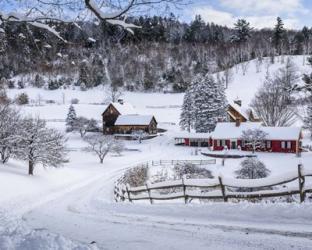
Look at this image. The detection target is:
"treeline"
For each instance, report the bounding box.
[0,15,312,91]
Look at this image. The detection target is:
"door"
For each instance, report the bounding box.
[231,140,237,149]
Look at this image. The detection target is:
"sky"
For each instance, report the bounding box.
[181,0,312,29]
[1,0,312,30]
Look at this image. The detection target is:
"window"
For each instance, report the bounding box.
[287,141,291,149]
[241,140,245,147]
[266,141,271,148]
[221,140,226,147]
[281,141,286,149]
[217,140,220,147]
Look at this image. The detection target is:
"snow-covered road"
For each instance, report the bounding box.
[23,162,312,250]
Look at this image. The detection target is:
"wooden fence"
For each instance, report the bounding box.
[114,164,312,204]
[151,159,216,166]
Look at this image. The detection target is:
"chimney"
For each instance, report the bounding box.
[235,118,241,127]
[117,99,124,105]
[234,99,242,107]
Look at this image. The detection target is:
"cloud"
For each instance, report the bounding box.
[189,6,300,29]
[219,0,307,15]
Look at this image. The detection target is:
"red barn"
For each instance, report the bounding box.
[211,122,302,154]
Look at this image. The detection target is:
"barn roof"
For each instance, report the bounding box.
[173,131,211,139]
[115,115,155,126]
[211,122,301,140]
[103,102,137,115]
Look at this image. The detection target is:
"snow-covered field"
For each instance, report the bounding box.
[1,56,312,249]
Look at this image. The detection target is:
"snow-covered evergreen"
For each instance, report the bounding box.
[194,74,227,133]
[304,101,312,138]
[66,105,77,132]
[179,76,198,132]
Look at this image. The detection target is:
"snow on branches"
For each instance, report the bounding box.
[14,118,67,175]
[241,129,268,153]
[180,74,227,133]
[83,134,124,163]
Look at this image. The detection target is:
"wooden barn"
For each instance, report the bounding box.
[102,101,157,135]
[211,122,302,154]
[228,100,260,123]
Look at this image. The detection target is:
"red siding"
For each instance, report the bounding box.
[213,139,298,153]
[184,138,190,146]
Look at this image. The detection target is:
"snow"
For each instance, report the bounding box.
[229,101,253,120]
[115,114,154,126]
[212,122,302,140]
[212,122,262,139]
[173,131,211,139]
[109,102,137,115]
[2,55,312,249]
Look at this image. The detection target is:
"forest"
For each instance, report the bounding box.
[0,14,311,92]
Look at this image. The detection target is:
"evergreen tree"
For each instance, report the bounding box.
[304,101,312,138]
[179,76,199,132]
[273,17,285,55]
[231,19,252,43]
[66,105,77,132]
[194,74,227,133]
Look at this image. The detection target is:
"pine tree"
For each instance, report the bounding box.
[273,17,285,55]
[304,102,312,138]
[194,74,227,133]
[66,105,77,132]
[231,19,252,43]
[179,76,199,132]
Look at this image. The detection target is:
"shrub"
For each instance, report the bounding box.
[235,158,270,179]
[173,163,213,179]
[16,93,29,105]
[71,98,79,104]
[123,166,148,187]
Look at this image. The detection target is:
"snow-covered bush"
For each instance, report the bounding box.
[66,105,77,132]
[16,93,29,105]
[173,163,213,179]
[235,158,270,179]
[123,166,148,187]
[241,129,267,153]
[71,98,79,104]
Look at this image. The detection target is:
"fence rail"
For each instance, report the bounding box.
[151,159,216,166]
[114,164,312,204]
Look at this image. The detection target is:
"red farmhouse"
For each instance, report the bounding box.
[211,122,302,154]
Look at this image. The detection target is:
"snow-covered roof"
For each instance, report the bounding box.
[228,102,250,120]
[211,122,301,140]
[115,115,155,126]
[173,131,211,139]
[111,102,137,115]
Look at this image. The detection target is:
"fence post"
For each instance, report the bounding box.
[126,184,132,203]
[218,176,227,202]
[182,175,188,204]
[298,164,306,203]
[145,181,153,204]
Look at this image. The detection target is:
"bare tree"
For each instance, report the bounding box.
[131,130,147,143]
[14,118,67,175]
[73,116,98,137]
[0,0,187,41]
[83,134,123,163]
[0,104,21,164]
[251,74,297,126]
[241,129,268,153]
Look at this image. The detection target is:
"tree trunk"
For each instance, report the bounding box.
[28,161,34,175]
[100,158,104,164]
